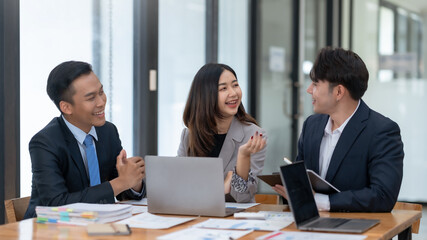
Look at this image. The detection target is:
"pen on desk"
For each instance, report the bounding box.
[110,223,119,233]
[283,157,292,165]
[126,224,132,234]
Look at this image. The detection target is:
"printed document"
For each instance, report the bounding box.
[158,228,253,240]
[257,231,367,240]
[192,218,292,231]
[225,202,259,209]
[117,212,195,229]
[119,198,148,205]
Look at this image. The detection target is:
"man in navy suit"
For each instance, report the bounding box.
[273,47,404,212]
[24,61,146,218]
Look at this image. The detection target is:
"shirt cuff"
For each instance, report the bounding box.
[314,193,330,211]
[130,180,146,197]
[231,167,255,193]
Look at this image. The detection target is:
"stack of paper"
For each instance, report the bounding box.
[36,203,133,225]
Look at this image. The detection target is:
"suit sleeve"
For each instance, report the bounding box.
[29,134,116,207]
[110,124,145,201]
[230,129,267,203]
[329,120,404,212]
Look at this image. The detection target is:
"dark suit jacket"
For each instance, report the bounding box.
[24,116,143,219]
[297,100,404,212]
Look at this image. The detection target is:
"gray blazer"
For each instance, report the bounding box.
[177,117,266,202]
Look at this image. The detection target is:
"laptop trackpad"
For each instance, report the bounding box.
[337,219,380,232]
[306,218,349,228]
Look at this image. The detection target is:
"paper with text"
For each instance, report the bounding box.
[225,202,259,209]
[119,198,148,205]
[158,228,253,240]
[257,231,367,240]
[193,218,291,231]
[117,212,195,229]
[132,205,148,214]
[234,211,294,222]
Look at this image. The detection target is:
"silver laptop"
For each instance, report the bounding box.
[279,161,379,233]
[145,155,243,217]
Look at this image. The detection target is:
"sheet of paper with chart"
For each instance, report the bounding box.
[234,211,294,221]
[261,211,294,221]
[158,228,253,240]
[225,202,260,209]
[257,231,367,240]
[116,212,195,229]
[119,198,148,205]
[192,218,292,231]
[131,205,148,214]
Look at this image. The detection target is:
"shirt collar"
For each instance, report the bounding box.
[324,100,361,135]
[62,115,98,144]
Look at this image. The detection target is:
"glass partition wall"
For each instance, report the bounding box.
[158,0,250,156]
[157,0,206,156]
[353,0,426,201]
[17,0,427,203]
[20,0,134,196]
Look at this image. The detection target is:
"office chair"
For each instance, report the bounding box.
[4,196,31,223]
[255,194,279,204]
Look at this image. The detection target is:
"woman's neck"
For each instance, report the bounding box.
[216,116,233,134]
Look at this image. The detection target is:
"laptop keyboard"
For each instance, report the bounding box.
[306,218,350,228]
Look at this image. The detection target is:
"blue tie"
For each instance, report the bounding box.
[84,134,101,186]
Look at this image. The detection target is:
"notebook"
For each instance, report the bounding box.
[145,156,244,217]
[279,161,379,233]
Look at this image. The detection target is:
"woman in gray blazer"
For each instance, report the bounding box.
[178,63,267,203]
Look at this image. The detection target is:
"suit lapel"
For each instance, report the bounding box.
[325,100,369,182]
[309,116,328,174]
[59,117,89,186]
[219,118,244,171]
[94,128,107,182]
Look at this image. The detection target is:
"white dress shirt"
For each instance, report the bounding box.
[62,115,143,197]
[314,100,360,211]
[62,115,98,179]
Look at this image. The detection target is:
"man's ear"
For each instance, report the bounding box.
[335,84,346,101]
[59,101,73,115]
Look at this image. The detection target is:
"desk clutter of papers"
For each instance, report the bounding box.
[36,203,133,225]
[35,199,367,239]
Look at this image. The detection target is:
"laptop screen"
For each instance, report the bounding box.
[279,161,319,225]
[145,155,227,216]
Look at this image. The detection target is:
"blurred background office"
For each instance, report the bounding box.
[1,0,427,225]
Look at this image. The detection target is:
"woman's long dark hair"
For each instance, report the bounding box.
[183,63,257,156]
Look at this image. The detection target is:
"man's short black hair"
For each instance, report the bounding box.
[46,61,93,111]
[310,47,369,100]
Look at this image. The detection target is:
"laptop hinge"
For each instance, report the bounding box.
[299,215,321,226]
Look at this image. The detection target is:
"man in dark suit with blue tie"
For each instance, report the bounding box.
[24,61,146,218]
[273,47,404,212]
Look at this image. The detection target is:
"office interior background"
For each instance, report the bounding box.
[1,0,427,224]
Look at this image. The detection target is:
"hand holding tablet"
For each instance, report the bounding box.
[258,159,340,194]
